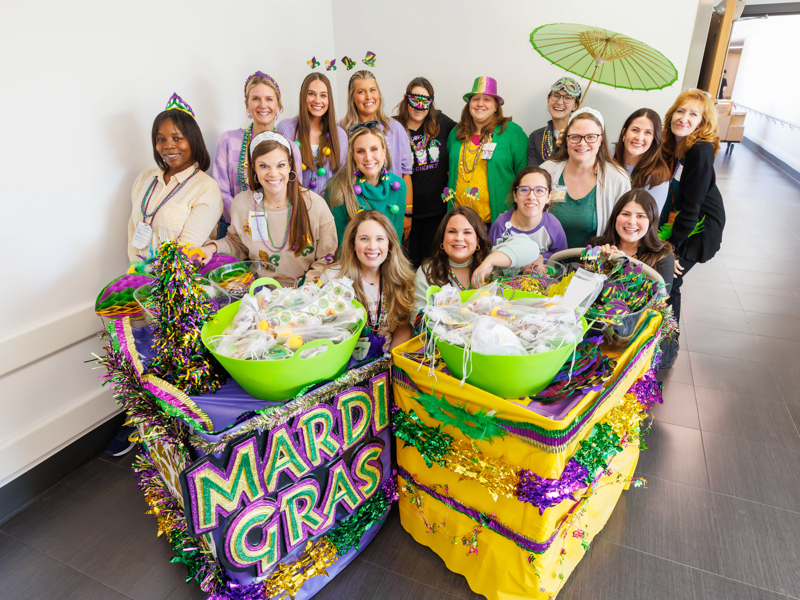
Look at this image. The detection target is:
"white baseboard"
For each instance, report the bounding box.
[0,387,122,486]
[0,303,103,378]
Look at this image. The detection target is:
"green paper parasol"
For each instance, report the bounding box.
[530,23,678,107]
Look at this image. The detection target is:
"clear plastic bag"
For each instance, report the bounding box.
[211,277,363,361]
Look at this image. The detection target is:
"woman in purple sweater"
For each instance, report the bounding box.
[212,71,301,234]
[277,73,348,194]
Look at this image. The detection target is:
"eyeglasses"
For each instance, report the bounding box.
[406,94,433,110]
[347,120,380,133]
[685,88,713,99]
[516,186,549,198]
[549,93,575,104]
[566,133,602,144]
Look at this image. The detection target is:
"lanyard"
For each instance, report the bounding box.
[365,278,384,329]
[140,168,200,224]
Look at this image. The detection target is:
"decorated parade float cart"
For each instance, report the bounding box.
[95,243,673,600]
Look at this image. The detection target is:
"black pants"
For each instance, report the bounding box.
[407,214,445,269]
[666,258,695,324]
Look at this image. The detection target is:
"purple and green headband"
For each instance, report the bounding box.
[244,71,281,99]
[165,93,195,118]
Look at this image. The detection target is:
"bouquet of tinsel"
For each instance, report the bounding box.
[148,241,222,395]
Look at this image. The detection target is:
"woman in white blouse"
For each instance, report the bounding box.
[127,94,222,262]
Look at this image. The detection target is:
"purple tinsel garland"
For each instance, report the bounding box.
[397,466,558,554]
[628,369,662,410]
[517,462,590,515]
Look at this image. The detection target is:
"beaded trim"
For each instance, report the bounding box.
[237,124,253,194]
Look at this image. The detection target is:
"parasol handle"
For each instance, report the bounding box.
[577,59,603,110]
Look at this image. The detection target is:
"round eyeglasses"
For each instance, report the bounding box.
[516,186,549,198]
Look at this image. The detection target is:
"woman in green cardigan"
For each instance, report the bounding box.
[447,76,528,225]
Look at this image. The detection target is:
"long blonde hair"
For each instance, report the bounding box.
[329,211,415,332]
[326,125,393,219]
[662,89,720,162]
[341,70,391,130]
[245,75,282,111]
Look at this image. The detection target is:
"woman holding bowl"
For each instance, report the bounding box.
[200,132,337,286]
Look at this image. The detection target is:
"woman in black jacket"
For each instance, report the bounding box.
[659,89,726,325]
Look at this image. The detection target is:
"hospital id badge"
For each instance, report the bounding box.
[248,211,267,241]
[674,163,683,182]
[353,336,371,361]
[132,221,153,249]
[481,142,497,160]
[551,184,567,202]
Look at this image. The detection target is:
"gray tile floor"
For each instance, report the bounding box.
[3,145,800,599]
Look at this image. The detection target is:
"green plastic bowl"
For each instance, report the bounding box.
[429,287,588,399]
[201,278,365,402]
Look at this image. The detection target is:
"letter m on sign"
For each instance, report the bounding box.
[181,435,265,536]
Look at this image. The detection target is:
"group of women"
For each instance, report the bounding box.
[127,71,726,366]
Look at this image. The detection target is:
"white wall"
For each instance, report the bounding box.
[331,0,700,145]
[0,0,706,487]
[0,0,336,487]
[732,15,800,174]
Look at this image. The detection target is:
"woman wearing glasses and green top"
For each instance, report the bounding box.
[527,77,582,167]
[393,77,456,267]
[446,76,528,225]
[541,107,630,248]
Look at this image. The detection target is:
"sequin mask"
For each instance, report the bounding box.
[407,94,433,110]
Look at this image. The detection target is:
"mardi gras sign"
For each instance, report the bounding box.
[179,371,390,577]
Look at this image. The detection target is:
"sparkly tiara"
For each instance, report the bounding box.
[244,71,281,99]
[165,93,195,118]
[569,107,604,129]
[250,131,292,157]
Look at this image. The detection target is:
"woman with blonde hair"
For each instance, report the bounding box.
[320,210,415,355]
[325,123,406,247]
[446,76,528,225]
[213,72,301,233]
[659,89,725,326]
[341,70,414,238]
[541,107,631,248]
[277,73,348,193]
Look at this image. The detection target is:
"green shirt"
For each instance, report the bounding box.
[550,173,597,248]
